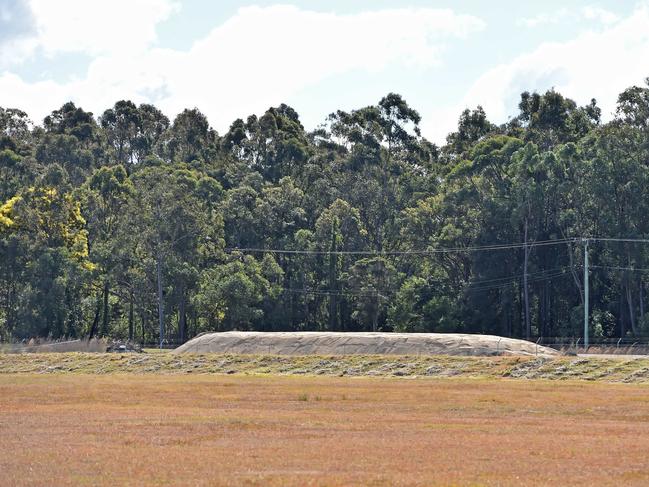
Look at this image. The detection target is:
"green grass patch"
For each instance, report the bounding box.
[2,351,649,383]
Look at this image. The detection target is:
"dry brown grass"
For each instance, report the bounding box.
[2,375,649,486]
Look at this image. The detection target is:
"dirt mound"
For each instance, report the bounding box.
[173,332,559,357]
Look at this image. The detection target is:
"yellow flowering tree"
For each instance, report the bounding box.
[0,186,93,338]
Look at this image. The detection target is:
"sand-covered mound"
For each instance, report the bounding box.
[173,331,559,357]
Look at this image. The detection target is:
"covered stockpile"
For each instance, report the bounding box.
[173,331,559,357]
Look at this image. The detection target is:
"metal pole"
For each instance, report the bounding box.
[583,239,589,351]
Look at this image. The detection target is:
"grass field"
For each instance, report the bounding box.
[2,372,649,486]
[4,351,649,382]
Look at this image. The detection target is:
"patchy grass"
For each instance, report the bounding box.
[1,374,649,486]
[3,352,649,383]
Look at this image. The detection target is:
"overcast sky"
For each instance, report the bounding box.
[0,0,647,143]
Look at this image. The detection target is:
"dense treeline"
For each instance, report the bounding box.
[2,81,649,343]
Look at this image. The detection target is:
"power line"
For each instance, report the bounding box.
[592,265,649,273]
[233,237,649,304]
[466,269,571,293]
[462,267,570,286]
[590,237,649,244]
[228,237,649,257]
[225,237,578,256]
[281,268,571,299]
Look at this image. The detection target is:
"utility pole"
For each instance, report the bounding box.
[583,238,589,351]
[157,252,164,350]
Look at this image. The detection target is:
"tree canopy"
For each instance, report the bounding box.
[2,84,649,343]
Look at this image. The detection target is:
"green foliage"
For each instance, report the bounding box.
[347,257,398,331]
[0,186,93,339]
[3,81,649,343]
[193,253,282,331]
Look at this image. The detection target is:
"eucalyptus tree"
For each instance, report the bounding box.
[81,164,134,337]
[130,161,224,343]
[193,253,282,331]
[0,107,32,155]
[327,93,429,251]
[164,108,217,163]
[347,257,398,331]
[314,199,368,330]
[100,100,141,168]
[4,85,649,342]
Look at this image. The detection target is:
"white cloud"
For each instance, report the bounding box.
[161,6,484,128]
[582,6,620,24]
[425,4,649,144]
[517,8,572,28]
[29,0,180,56]
[0,5,485,128]
[517,5,619,28]
[0,0,179,67]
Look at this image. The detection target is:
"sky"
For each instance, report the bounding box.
[0,0,647,143]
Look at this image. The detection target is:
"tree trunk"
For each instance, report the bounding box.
[566,240,583,306]
[523,219,531,340]
[88,295,102,339]
[179,292,186,343]
[518,282,523,338]
[547,281,553,337]
[141,308,147,344]
[101,281,110,336]
[328,221,338,331]
[303,270,309,328]
[627,281,638,336]
[157,253,164,348]
[128,289,134,342]
[538,283,545,338]
[328,267,337,331]
[499,290,507,336]
[372,293,379,332]
[506,288,512,337]
[620,283,626,338]
[639,280,644,328]
[287,263,294,330]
